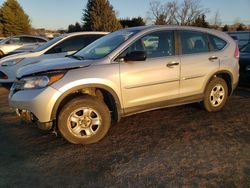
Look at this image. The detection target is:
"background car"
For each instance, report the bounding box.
[0,32,107,86]
[239,42,250,85]
[0,35,48,58]
[228,31,250,48]
[0,37,6,42]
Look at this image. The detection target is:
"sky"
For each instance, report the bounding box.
[0,0,249,30]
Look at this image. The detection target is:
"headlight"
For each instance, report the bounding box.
[1,58,24,66]
[15,72,65,90]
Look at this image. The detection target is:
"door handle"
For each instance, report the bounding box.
[209,56,218,61]
[167,61,179,68]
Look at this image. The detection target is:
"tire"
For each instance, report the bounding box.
[58,96,111,145]
[203,77,228,112]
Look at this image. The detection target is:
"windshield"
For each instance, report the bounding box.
[240,43,250,53]
[32,36,63,52]
[75,29,140,60]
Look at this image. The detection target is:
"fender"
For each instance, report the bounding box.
[203,70,234,95]
[50,84,123,121]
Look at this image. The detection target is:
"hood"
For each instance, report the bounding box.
[0,52,31,64]
[17,57,93,78]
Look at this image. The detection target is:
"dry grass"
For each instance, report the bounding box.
[0,86,250,187]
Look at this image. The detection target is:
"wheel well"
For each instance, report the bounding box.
[55,87,120,124]
[215,73,232,95]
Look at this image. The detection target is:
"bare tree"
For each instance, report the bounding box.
[210,10,222,29]
[148,0,174,25]
[173,0,209,25]
[148,0,209,26]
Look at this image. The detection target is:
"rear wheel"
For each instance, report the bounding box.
[203,77,228,112]
[58,96,111,144]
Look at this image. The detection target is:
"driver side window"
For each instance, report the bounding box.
[126,30,175,59]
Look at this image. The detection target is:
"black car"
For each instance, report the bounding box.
[239,42,250,84]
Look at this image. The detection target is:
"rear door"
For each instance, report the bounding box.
[119,30,180,114]
[178,30,219,98]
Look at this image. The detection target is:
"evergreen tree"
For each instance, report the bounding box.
[222,24,229,32]
[0,0,31,36]
[82,0,121,32]
[191,14,209,28]
[120,17,145,28]
[68,22,82,33]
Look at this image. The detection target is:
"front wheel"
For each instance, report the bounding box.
[58,96,111,144]
[203,77,228,112]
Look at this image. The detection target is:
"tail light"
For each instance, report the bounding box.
[234,45,240,59]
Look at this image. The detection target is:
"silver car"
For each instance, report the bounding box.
[0,35,48,57]
[9,26,240,145]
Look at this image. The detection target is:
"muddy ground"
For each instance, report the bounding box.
[0,85,250,187]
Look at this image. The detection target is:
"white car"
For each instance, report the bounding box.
[0,35,48,57]
[0,32,107,85]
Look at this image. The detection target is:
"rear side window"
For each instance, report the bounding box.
[180,31,209,55]
[209,35,227,51]
[20,37,38,43]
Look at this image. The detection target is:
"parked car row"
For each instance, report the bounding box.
[0,35,49,58]
[0,32,107,86]
[3,26,240,145]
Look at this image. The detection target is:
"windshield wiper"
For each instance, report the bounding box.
[66,55,85,60]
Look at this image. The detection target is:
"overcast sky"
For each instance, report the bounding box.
[0,0,249,30]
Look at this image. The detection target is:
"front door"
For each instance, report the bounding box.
[119,30,180,114]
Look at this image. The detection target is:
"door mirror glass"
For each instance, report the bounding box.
[126,51,147,62]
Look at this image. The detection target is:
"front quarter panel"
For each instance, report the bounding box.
[51,63,122,108]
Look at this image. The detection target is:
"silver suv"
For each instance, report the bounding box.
[9,26,239,145]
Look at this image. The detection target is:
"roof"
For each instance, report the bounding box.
[64,31,109,37]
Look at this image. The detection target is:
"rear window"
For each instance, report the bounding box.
[209,35,227,51]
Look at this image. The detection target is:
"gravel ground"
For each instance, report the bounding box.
[0,86,250,187]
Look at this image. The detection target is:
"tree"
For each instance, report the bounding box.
[171,0,209,25]
[148,0,209,26]
[148,0,174,25]
[210,10,222,29]
[0,0,31,36]
[82,0,122,32]
[236,23,245,31]
[191,14,209,28]
[155,14,167,25]
[68,22,82,33]
[119,17,145,28]
[222,24,229,32]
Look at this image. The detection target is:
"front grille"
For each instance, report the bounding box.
[0,71,8,79]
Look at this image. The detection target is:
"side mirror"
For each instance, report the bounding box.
[126,51,147,62]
